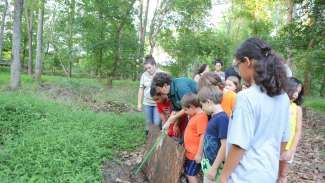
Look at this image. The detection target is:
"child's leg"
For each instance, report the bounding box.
[277,160,289,183]
[152,106,161,127]
[187,175,199,183]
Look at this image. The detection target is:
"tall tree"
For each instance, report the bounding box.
[107,0,136,85]
[34,2,44,81]
[68,0,75,78]
[286,0,294,66]
[10,0,24,90]
[25,5,34,75]
[148,0,173,54]
[138,0,149,61]
[0,0,8,59]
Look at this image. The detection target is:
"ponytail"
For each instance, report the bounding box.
[236,38,287,97]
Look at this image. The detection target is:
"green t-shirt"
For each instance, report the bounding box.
[168,77,197,111]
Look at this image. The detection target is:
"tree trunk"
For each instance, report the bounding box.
[287,0,294,22]
[10,0,24,90]
[34,4,44,81]
[303,39,314,96]
[320,71,325,97]
[68,0,75,78]
[26,9,33,75]
[138,0,150,62]
[108,28,123,86]
[0,0,8,59]
[286,0,294,66]
[137,0,143,61]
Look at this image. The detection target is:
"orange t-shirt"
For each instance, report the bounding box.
[184,112,208,160]
[221,91,237,117]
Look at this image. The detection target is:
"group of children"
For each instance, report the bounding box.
[143,38,303,183]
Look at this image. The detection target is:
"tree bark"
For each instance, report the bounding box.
[0,0,8,59]
[303,39,314,96]
[320,71,325,97]
[26,9,33,75]
[34,4,44,81]
[10,0,24,90]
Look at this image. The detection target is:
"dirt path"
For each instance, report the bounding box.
[288,109,325,183]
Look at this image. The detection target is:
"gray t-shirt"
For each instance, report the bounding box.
[139,71,157,106]
[226,84,291,183]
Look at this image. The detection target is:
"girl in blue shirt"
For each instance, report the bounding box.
[219,38,291,183]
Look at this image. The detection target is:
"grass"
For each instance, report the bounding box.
[0,71,145,183]
[304,97,325,112]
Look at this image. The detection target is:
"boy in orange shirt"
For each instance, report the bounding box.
[181,93,209,183]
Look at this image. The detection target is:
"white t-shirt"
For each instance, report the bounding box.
[139,71,158,106]
[226,84,291,183]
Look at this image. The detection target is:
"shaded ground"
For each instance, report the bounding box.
[103,108,324,183]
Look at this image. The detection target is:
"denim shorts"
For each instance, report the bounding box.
[143,105,161,129]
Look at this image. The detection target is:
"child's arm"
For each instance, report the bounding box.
[207,139,226,181]
[160,113,167,124]
[219,144,245,183]
[195,134,204,163]
[162,109,185,130]
[291,106,302,152]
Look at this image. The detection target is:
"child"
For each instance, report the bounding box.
[153,94,187,137]
[224,76,241,93]
[219,38,291,183]
[198,72,236,117]
[198,86,228,183]
[277,77,303,183]
[181,93,209,183]
[222,76,241,117]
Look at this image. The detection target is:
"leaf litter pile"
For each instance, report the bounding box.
[103,108,325,183]
[39,83,133,113]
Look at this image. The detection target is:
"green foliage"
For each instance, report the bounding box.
[304,97,325,112]
[0,91,144,183]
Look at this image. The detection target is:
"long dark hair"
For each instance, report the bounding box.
[193,64,208,78]
[235,38,287,97]
[286,77,304,105]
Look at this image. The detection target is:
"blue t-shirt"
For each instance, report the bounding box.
[226,84,290,183]
[203,112,228,165]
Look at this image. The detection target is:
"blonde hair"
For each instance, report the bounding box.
[198,86,223,104]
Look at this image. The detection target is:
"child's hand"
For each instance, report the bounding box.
[280,150,293,161]
[194,154,202,163]
[137,104,142,112]
[207,168,217,181]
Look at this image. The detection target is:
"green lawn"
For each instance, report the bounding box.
[0,72,145,183]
